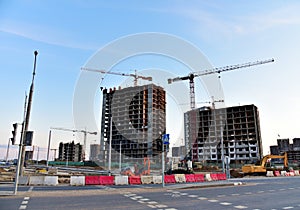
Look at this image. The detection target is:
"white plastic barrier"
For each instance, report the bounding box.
[281,171,287,176]
[152,175,162,184]
[205,174,212,182]
[70,176,85,186]
[29,176,45,185]
[115,176,128,185]
[141,176,153,184]
[175,174,186,183]
[294,170,300,176]
[266,171,274,177]
[44,176,58,186]
[289,171,295,176]
[19,176,29,185]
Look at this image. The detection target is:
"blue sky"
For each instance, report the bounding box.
[1,0,300,159]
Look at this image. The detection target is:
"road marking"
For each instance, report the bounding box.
[234,205,248,209]
[217,194,226,197]
[188,195,198,198]
[147,205,156,208]
[279,188,285,191]
[198,197,207,200]
[257,191,264,193]
[156,204,168,208]
[140,198,150,201]
[19,205,27,210]
[21,201,28,205]
[232,193,240,196]
[288,188,295,190]
[28,186,33,192]
[269,189,275,192]
[220,202,232,206]
[208,199,218,203]
[245,192,252,195]
[180,193,188,195]
[148,201,158,204]
[282,207,294,209]
[24,197,30,200]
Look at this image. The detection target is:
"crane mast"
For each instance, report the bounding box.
[168,58,274,109]
[81,67,152,86]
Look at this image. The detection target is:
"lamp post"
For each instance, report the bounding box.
[46,130,52,167]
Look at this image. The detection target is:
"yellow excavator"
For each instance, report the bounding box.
[242,152,288,175]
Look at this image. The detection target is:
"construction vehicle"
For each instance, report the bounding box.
[120,157,151,176]
[242,152,288,175]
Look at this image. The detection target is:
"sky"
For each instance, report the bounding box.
[1,0,300,160]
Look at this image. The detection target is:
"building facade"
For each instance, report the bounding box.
[58,141,83,162]
[99,84,166,164]
[90,144,101,161]
[184,104,263,163]
[270,138,300,163]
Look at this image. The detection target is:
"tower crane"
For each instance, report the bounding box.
[168,58,274,109]
[50,127,97,161]
[81,67,152,87]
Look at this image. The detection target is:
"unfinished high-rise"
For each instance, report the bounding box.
[184,104,263,163]
[99,84,166,165]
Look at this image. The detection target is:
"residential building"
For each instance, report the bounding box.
[99,84,166,165]
[184,104,263,163]
[58,141,83,162]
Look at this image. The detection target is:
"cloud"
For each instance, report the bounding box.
[0,20,97,51]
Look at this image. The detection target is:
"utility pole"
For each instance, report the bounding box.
[20,51,38,176]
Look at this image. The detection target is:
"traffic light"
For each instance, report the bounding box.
[11,123,18,145]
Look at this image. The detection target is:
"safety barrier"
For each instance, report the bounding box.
[70,176,85,186]
[29,176,45,185]
[217,173,227,180]
[210,174,219,181]
[281,171,287,176]
[194,174,205,182]
[19,176,29,185]
[164,175,176,184]
[99,176,114,185]
[44,176,58,186]
[141,176,153,184]
[185,174,196,182]
[274,171,280,176]
[266,171,274,177]
[205,174,212,182]
[129,176,141,185]
[115,176,128,185]
[85,176,100,185]
[175,174,186,183]
[153,175,162,184]
[295,170,300,176]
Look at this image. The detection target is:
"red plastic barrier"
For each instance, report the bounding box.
[194,174,205,182]
[99,176,114,185]
[210,174,219,181]
[185,174,196,182]
[274,171,280,176]
[129,176,141,185]
[164,175,176,184]
[217,173,227,180]
[85,176,100,185]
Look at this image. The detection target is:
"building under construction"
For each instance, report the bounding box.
[270,138,300,163]
[184,104,263,164]
[58,141,83,162]
[99,84,166,165]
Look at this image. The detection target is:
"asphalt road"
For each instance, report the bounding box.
[1,177,300,210]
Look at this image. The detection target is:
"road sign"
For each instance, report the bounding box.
[162,134,170,145]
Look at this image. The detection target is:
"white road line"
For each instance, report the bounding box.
[180,193,188,195]
[19,205,27,210]
[220,202,232,206]
[198,197,207,200]
[245,192,252,195]
[208,199,218,203]
[282,207,294,209]
[257,191,264,193]
[147,205,156,208]
[148,201,158,204]
[234,205,248,209]
[232,193,240,196]
[28,186,33,192]
[217,195,226,197]
[188,195,198,198]
[24,197,30,200]
[288,188,295,190]
[21,201,28,205]
[156,204,168,208]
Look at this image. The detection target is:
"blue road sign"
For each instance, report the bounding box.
[162,134,170,144]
